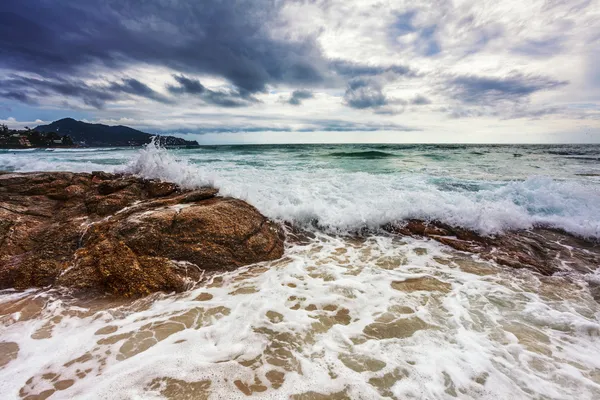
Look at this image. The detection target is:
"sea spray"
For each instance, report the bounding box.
[122,138,215,189]
[2,143,600,238]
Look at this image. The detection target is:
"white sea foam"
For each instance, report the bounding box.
[1,236,599,399]
[2,141,599,238]
[44,147,124,152]
[122,139,215,188]
[119,142,600,238]
[1,143,600,399]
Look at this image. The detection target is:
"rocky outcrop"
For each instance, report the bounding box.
[0,172,284,296]
[387,220,600,276]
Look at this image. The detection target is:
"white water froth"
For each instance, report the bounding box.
[1,143,600,399]
[121,143,600,239]
[2,142,599,238]
[123,140,215,188]
[1,236,599,399]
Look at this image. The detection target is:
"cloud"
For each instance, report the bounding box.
[0,75,180,107]
[331,60,414,78]
[287,90,314,105]
[0,75,118,108]
[0,73,261,109]
[410,95,431,105]
[168,75,207,95]
[343,79,387,109]
[511,37,565,58]
[109,78,171,103]
[389,10,441,56]
[0,0,327,94]
[303,120,419,132]
[0,90,35,105]
[446,74,569,104]
[0,0,598,142]
[168,75,258,107]
[150,119,420,134]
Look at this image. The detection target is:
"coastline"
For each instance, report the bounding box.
[1,164,600,399]
[2,171,599,298]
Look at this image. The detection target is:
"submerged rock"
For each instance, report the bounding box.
[0,172,284,296]
[387,220,600,276]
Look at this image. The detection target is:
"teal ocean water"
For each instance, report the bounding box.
[2,143,600,237]
[2,143,600,399]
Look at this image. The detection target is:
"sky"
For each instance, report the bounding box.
[1,0,599,144]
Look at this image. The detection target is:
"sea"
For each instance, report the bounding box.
[1,143,600,399]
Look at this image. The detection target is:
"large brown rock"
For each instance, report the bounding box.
[0,172,284,296]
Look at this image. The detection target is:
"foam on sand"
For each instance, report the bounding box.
[1,235,599,399]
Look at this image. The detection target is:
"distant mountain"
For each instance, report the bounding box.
[35,118,198,147]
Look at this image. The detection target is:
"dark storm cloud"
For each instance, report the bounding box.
[0,90,35,105]
[331,60,413,77]
[0,75,175,107]
[168,75,207,95]
[0,0,326,95]
[109,79,171,103]
[343,79,387,109]
[446,74,569,104]
[168,75,258,107]
[0,76,118,108]
[287,90,314,105]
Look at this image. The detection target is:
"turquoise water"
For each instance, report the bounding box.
[2,144,600,237]
[3,143,600,179]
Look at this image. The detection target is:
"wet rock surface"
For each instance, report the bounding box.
[0,172,284,296]
[387,220,600,276]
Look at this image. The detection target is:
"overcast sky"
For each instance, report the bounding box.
[1,0,599,143]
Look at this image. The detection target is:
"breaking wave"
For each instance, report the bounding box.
[2,141,599,239]
[122,138,215,188]
[119,142,600,239]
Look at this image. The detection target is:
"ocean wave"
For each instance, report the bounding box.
[3,142,600,239]
[0,148,39,152]
[326,150,396,159]
[567,156,600,161]
[122,138,215,188]
[120,143,600,239]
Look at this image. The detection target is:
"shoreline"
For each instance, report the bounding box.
[2,171,599,298]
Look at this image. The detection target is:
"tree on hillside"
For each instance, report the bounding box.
[62,135,74,146]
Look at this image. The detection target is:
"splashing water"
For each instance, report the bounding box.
[122,138,215,188]
[2,142,600,237]
[1,143,600,399]
[1,236,600,399]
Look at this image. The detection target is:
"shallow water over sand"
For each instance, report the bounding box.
[2,144,600,398]
[2,233,599,399]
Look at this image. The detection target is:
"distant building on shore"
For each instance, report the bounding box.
[0,124,74,149]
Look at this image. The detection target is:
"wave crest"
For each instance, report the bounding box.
[119,143,600,239]
[3,142,599,239]
[121,138,214,188]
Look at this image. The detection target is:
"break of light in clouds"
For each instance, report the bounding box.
[1,0,599,143]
